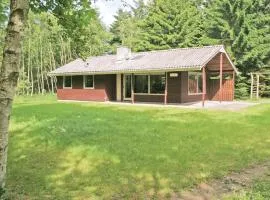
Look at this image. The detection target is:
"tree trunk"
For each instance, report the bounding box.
[39,36,44,94]
[27,36,31,95]
[0,0,29,190]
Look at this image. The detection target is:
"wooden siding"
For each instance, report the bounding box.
[57,89,107,101]
[207,72,234,101]
[206,53,233,71]
[180,72,202,103]
[167,72,182,103]
[56,75,116,101]
[134,94,164,103]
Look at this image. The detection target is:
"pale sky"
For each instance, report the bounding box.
[92,0,148,27]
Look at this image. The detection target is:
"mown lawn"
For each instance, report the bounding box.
[7,95,270,199]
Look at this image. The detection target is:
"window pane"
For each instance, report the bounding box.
[188,74,197,93]
[64,76,72,88]
[197,74,202,93]
[134,75,148,93]
[85,75,94,88]
[124,75,132,98]
[150,75,165,94]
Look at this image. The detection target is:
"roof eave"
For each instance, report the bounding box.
[48,66,202,76]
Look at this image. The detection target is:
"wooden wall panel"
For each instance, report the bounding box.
[57,89,107,101]
[206,53,233,71]
[180,72,202,103]
[207,73,234,101]
[167,72,182,103]
[56,74,116,101]
[134,94,164,103]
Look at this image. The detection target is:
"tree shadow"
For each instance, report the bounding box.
[6,102,270,199]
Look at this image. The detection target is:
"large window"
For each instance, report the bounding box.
[63,76,72,88]
[84,75,94,88]
[188,72,202,94]
[134,74,165,94]
[150,75,165,94]
[134,75,148,93]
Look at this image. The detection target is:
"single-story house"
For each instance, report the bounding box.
[49,45,238,105]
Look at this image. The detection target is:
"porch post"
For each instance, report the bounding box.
[164,72,168,105]
[131,74,134,104]
[219,53,223,103]
[233,71,235,101]
[256,74,260,100]
[250,73,254,99]
[202,66,206,107]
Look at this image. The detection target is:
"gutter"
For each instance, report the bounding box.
[48,66,202,76]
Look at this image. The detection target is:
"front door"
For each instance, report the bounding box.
[124,74,132,100]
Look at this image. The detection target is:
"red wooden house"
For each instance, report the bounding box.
[49,45,238,105]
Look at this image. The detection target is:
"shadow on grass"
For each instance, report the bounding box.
[7,102,270,199]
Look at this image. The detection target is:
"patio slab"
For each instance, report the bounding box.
[182,101,258,110]
[104,101,258,111]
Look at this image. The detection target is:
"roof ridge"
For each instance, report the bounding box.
[85,45,224,60]
[86,54,115,60]
[132,45,224,55]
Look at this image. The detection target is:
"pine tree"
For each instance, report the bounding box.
[203,0,270,73]
[110,0,147,52]
[138,0,203,51]
[110,9,132,47]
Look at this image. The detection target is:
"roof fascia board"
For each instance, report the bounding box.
[48,67,202,76]
[223,51,239,74]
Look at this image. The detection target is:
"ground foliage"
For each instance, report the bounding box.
[5,95,270,199]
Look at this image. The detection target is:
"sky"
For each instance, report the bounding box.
[92,0,148,27]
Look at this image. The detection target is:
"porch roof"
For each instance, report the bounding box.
[49,45,237,76]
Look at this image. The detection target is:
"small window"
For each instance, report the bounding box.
[63,76,72,88]
[84,75,94,88]
[134,75,148,93]
[188,72,202,94]
[150,75,165,94]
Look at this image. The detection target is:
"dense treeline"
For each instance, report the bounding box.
[0,0,269,97]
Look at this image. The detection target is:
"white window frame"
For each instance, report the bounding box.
[83,75,94,89]
[134,73,165,95]
[63,76,72,89]
[188,72,203,95]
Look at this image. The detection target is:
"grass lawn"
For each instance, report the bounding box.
[6,95,270,199]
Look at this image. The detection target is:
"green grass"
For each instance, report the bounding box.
[6,95,270,199]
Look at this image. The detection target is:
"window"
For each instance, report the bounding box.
[63,76,72,88]
[188,72,202,94]
[134,74,166,94]
[134,75,148,93]
[150,75,165,94]
[84,75,94,88]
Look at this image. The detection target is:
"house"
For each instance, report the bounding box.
[49,45,238,105]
